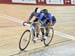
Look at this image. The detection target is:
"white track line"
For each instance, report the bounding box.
[56,21,75,24]
[0,14,75,40]
[0,14,25,25]
[55,31,75,40]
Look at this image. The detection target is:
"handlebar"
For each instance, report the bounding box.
[23,22,32,26]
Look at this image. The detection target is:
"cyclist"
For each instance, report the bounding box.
[27,7,41,41]
[40,9,56,40]
[25,8,56,41]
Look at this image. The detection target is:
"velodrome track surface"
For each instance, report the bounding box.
[0,4,75,56]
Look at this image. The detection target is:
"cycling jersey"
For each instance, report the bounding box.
[29,12,53,22]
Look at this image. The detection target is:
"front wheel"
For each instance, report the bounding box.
[19,30,31,51]
[44,27,54,46]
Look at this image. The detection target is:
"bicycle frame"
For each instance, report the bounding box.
[19,22,54,51]
[24,22,34,32]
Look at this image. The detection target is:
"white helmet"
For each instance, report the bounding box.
[34,7,41,13]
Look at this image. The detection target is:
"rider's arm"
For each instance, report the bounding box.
[37,13,44,22]
[23,12,34,26]
[28,12,34,22]
[47,13,53,25]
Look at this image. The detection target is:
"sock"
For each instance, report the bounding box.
[36,33,39,37]
[42,32,44,36]
[33,33,35,37]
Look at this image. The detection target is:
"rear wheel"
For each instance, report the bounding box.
[19,30,31,51]
[44,27,54,46]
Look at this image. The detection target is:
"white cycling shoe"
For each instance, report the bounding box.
[33,37,38,42]
[41,35,48,40]
[43,36,48,40]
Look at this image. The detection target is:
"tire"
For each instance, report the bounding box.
[44,27,54,46]
[19,30,31,51]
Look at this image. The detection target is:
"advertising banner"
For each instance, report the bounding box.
[12,0,36,3]
[64,0,71,5]
[46,0,64,4]
[36,0,46,4]
[71,0,75,4]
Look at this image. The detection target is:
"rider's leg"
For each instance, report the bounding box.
[41,28,44,37]
[46,28,49,36]
[45,20,51,37]
[41,22,48,40]
[33,18,39,37]
[33,19,40,41]
[35,21,40,37]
